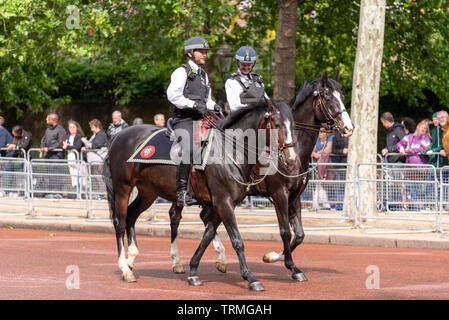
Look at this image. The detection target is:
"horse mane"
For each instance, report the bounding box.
[218,101,268,129]
[291,77,341,112]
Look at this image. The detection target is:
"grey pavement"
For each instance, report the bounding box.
[0,213,448,251]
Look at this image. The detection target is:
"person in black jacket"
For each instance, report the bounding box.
[380,112,406,163]
[63,120,84,155]
[5,125,32,158]
[331,129,349,164]
[40,113,66,159]
[380,112,407,209]
[81,118,108,164]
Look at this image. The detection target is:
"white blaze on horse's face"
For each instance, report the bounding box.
[332,90,354,136]
[283,118,297,162]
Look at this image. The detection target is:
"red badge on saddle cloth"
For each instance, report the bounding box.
[194,118,215,143]
[140,145,156,159]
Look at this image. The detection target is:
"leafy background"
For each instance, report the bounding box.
[1,0,448,146]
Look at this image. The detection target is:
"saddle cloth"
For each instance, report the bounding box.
[127,128,214,171]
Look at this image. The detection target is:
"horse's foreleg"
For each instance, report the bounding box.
[169,203,185,274]
[218,202,264,291]
[200,206,227,273]
[263,197,305,263]
[268,192,306,281]
[289,200,305,252]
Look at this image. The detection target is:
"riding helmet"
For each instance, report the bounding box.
[235,46,257,65]
[184,37,211,55]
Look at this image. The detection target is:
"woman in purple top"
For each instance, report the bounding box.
[396,120,431,210]
[397,120,431,165]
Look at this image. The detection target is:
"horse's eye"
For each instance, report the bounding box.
[275,124,281,129]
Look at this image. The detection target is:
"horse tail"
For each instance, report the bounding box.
[102,152,116,220]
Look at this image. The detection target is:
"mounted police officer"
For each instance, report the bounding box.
[167,36,222,206]
[225,46,269,112]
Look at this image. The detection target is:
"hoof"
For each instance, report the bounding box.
[172,264,185,274]
[292,272,308,282]
[187,276,203,286]
[123,271,137,283]
[248,281,265,291]
[216,261,227,273]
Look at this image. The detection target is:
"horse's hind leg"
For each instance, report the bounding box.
[169,202,185,274]
[188,212,222,286]
[126,187,158,271]
[113,186,136,282]
[200,206,227,273]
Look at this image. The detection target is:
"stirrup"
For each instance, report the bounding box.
[177,191,197,206]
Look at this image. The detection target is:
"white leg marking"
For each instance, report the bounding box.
[263,251,285,263]
[212,235,227,265]
[127,241,139,269]
[170,236,182,268]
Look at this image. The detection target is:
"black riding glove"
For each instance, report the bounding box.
[213,104,223,114]
[193,102,208,115]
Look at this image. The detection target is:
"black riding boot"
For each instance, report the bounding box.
[176,163,196,206]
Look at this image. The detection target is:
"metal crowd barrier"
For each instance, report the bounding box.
[29,159,89,219]
[1,154,449,237]
[0,147,27,159]
[27,147,80,161]
[0,157,30,215]
[357,163,439,234]
[438,166,449,238]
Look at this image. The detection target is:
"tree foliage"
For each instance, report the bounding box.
[0,0,448,118]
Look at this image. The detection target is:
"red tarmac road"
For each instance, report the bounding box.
[0,228,448,300]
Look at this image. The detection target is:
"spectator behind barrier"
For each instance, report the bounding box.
[62,120,85,155]
[6,125,32,157]
[81,119,109,163]
[0,116,13,157]
[107,110,129,141]
[40,113,66,159]
[397,120,431,165]
[311,128,334,209]
[312,128,334,178]
[132,117,144,126]
[153,113,165,127]
[421,111,448,169]
[380,112,406,163]
[331,129,348,163]
[63,120,86,189]
[401,117,416,135]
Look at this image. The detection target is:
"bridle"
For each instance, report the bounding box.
[294,86,346,135]
[263,99,296,154]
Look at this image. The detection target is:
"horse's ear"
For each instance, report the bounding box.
[334,69,340,82]
[265,97,275,112]
[321,71,328,86]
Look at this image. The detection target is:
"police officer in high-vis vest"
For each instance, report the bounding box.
[225,46,269,112]
[167,36,222,205]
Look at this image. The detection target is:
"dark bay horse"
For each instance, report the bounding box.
[260,71,354,269]
[103,99,298,290]
[174,71,354,281]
